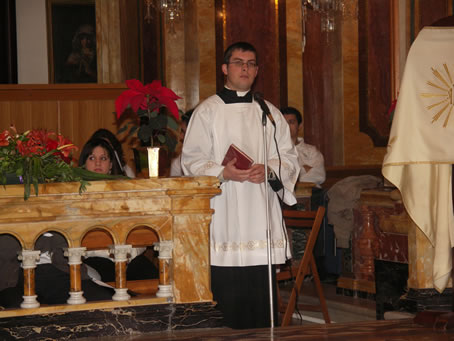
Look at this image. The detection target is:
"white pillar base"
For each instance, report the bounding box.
[20,295,40,309]
[67,291,86,305]
[156,284,173,298]
[112,288,130,301]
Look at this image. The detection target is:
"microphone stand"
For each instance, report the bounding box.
[261,109,275,329]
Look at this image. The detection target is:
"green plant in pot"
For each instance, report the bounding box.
[115,79,181,176]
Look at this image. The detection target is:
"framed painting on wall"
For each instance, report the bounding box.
[46,0,97,83]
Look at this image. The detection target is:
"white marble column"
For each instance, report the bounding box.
[18,250,41,308]
[154,241,173,298]
[109,244,132,301]
[64,247,87,305]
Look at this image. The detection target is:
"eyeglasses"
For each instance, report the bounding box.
[228,60,258,69]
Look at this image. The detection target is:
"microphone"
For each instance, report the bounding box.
[254,93,276,127]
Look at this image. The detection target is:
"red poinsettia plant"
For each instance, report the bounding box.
[0,126,87,200]
[116,79,182,152]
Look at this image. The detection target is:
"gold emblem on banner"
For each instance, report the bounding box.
[421,63,454,127]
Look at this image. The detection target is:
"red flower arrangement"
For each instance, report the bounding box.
[115,79,182,152]
[0,126,86,200]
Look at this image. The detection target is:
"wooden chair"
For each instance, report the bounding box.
[278,206,331,326]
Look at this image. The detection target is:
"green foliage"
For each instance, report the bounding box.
[0,128,89,200]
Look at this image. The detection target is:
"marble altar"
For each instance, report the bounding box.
[0,177,223,339]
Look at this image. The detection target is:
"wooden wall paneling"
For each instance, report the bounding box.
[0,102,13,129]
[302,9,338,165]
[142,2,163,84]
[64,99,117,159]
[418,0,449,29]
[358,0,392,147]
[0,85,126,163]
[215,0,282,107]
[29,101,59,132]
[58,100,78,145]
[3,101,33,132]
[0,84,125,101]
[214,0,225,93]
[278,0,288,109]
[119,0,141,81]
[412,0,451,39]
[61,101,85,156]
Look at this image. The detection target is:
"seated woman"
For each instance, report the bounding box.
[78,137,125,176]
[89,128,135,178]
[79,137,158,283]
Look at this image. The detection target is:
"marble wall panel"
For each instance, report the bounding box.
[197,0,217,103]
[96,0,122,83]
[342,3,387,165]
[0,303,223,339]
[407,221,435,289]
[286,0,303,115]
[172,214,213,303]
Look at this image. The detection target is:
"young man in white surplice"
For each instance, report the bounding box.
[182,42,299,329]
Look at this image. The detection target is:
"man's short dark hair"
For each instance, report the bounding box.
[181,109,194,125]
[223,42,258,65]
[281,107,302,125]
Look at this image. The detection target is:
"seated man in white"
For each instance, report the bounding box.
[281,107,326,186]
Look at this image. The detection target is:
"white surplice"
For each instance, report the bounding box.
[182,93,300,267]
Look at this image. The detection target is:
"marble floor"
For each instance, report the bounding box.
[77,319,454,340]
[75,281,448,341]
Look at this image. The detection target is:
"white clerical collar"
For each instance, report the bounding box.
[225,86,250,97]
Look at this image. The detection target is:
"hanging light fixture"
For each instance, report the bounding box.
[302,0,357,33]
[144,0,183,33]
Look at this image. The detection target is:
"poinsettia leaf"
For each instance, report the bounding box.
[117,123,130,135]
[129,125,139,136]
[157,134,166,143]
[159,98,180,119]
[126,79,147,93]
[164,132,177,152]
[167,115,179,130]
[138,125,154,143]
[155,114,168,129]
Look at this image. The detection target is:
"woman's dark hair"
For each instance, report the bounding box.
[181,109,194,125]
[78,138,125,175]
[90,129,126,173]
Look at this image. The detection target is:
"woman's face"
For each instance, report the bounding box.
[85,146,112,174]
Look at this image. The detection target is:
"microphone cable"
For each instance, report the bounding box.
[254,93,290,263]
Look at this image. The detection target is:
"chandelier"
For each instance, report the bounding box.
[144,0,183,33]
[302,0,358,33]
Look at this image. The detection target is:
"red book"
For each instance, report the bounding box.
[222,144,254,170]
